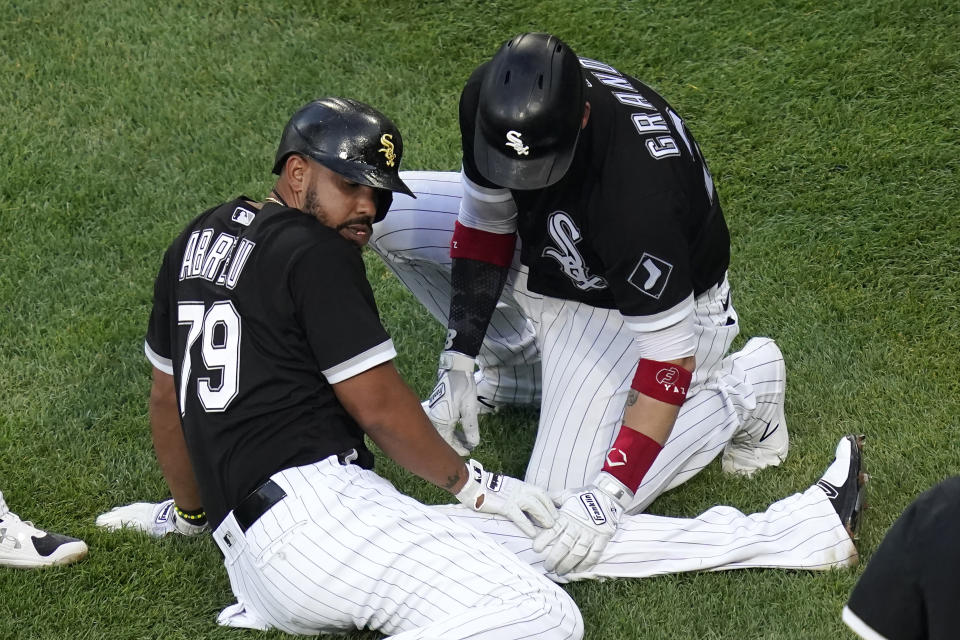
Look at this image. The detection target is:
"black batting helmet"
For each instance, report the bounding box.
[473,33,585,190]
[273,97,414,221]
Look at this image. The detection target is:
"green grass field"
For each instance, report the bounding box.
[1,1,957,638]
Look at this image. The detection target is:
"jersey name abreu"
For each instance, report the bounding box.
[177,222,256,289]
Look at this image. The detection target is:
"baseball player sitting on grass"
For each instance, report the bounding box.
[94,97,582,640]
[369,32,799,567]
[96,96,868,638]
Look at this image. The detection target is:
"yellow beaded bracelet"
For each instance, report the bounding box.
[173,505,207,522]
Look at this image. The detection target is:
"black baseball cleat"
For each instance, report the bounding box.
[816,434,868,539]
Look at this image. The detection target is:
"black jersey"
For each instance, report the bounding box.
[460,57,730,328]
[145,198,391,528]
[844,476,960,640]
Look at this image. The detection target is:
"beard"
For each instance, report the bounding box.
[302,185,329,225]
[303,185,373,247]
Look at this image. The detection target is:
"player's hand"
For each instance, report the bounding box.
[423,350,480,456]
[532,475,630,575]
[455,459,557,537]
[95,499,209,538]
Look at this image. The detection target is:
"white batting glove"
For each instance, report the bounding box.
[532,472,632,575]
[422,350,480,456]
[96,499,209,538]
[455,459,557,537]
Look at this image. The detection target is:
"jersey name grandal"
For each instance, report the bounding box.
[580,57,683,161]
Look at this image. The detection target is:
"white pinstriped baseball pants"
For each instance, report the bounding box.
[214,457,583,638]
[370,171,785,513]
[213,458,856,635]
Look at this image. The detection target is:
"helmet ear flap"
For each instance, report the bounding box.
[374,191,393,223]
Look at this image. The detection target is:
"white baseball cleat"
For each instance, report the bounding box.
[0,511,88,568]
[722,337,789,476]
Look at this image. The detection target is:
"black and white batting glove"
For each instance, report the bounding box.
[422,350,481,456]
[532,472,632,575]
[96,499,209,538]
[455,459,557,537]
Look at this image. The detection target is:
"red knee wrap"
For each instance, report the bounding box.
[631,358,692,406]
[601,427,663,492]
[450,221,515,267]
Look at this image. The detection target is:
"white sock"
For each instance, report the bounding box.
[820,438,852,487]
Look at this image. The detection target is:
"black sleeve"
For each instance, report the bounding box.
[288,238,392,375]
[846,476,960,640]
[447,256,509,357]
[145,246,175,369]
[591,190,695,322]
[845,502,924,640]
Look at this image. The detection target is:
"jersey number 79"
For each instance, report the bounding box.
[177,301,241,415]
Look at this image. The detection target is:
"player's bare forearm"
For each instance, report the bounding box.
[621,355,695,445]
[334,362,469,493]
[149,368,204,511]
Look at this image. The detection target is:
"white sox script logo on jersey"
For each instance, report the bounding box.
[542,212,608,291]
[505,130,529,156]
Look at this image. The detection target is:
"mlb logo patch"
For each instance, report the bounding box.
[231,206,256,226]
[628,253,673,299]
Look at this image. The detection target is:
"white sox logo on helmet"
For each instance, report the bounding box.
[379,134,397,167]
[505,130,529,156]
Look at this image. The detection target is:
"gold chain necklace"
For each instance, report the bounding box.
[264,191,287,207]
